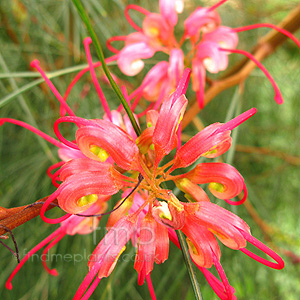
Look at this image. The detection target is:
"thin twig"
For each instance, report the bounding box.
[0,225,20,263]
[235,144,300,166]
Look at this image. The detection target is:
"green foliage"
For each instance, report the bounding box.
[0,0,300,299]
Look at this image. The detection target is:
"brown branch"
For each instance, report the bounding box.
[235,144,300,166]
[242,199,274,240]
[182,4,300,129]
[0,196,58,236]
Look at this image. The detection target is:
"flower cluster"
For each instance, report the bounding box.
[2,52,284,299]
[107,0,300,109]
[2,1,295,299]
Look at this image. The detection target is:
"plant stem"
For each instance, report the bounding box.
[177,230,203,300]
[72,0,141,136]
[0,197,58,235]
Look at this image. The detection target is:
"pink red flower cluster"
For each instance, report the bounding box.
[107,0,300,109]
[2,48,284,299]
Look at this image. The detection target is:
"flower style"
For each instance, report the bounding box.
[107,0,300,110]
[25,70,283,300]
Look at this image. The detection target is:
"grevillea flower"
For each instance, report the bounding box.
[106,0,300,110]
[3,36,284,299]
[37,70,283,300]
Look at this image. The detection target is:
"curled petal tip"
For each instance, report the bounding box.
[217,107,257,134]
[173,68,191,99]
[30,59,40,68]
[182,68,191,85]
[224,183,248,206]
[0,120,5,126]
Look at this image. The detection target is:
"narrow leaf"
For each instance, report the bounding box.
[177,230,203,300]
[72,0,141,136]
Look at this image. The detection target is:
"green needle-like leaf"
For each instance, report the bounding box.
[177,230,203,300]
[72,0,141,137]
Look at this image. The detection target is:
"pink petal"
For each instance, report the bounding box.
[143,13,173,45]
[159,0,183,27]
[76,120,139,170]
[58,144,86,162]
[141,61,169,101]
[153,94,187,164]
[178,162,244,200]
[117,42,155,76]
[59,158,112,181]
[181,220,220,268]
[168,48,184,87]
[185,202,250,249]
[196,41,228,73]
[191,58,206,108]
[154,222,169,264]
[203,26,239,49]
[88,216,136,277]
[57,169,123,214]
[184,7,221,39]
[134,214,157,276]
[171,123,231,170]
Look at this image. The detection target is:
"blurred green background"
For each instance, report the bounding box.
[0,0,300,299]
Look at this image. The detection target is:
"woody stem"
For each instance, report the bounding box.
[0,197,58,235]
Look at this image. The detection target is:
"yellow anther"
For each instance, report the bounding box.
[175,115,183,132]
[169,194,184,212]
[175,178,189,190]
[106,246,126,277]
[209,228,227,240]
[115,246,126,262]
[159,211,172,221]
[202,148,217,156]
[158,202,172,221]
[209,182,225,193]
[90,145,109,162]
[147,122,152,128]
[186,238,198,255]
[77,194,98,207]
[148,27,159,37]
